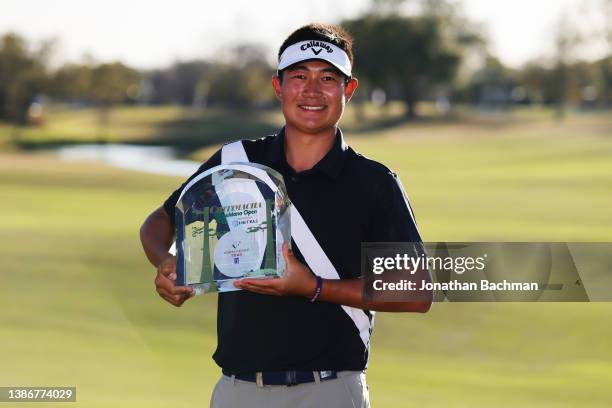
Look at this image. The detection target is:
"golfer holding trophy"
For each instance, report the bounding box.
[140,23,431,408]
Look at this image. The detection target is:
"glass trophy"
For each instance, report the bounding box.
[175,163,291,294]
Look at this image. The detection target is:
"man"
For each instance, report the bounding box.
[140,23,431,408]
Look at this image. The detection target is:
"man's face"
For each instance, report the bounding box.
[272,59,358,135]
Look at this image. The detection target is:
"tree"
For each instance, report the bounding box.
[206,43,275,109]
[551,15,582,118]
[599,0,612,106]
[49,63,93,101]
[519,63,558,105]
[207,60,274,109]
[467,56,517,107]
[606,0,612,45]
[88,62,140,105]
[0,33,51,124]
[86,62,140,134]
[343,14,461,117]
[596,56,612,107]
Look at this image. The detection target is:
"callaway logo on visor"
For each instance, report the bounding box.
[278,40,352,77]
[301,40,334,55]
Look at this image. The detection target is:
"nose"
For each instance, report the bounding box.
[302,76,322,96]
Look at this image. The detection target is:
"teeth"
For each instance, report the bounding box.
[300,106,324,111]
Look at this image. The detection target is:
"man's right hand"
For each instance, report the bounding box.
[155,255,195,307]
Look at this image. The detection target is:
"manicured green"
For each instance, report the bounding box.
[1,108,611,407]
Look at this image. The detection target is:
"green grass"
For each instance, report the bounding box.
[1,108,611,407]
[348,112,612,241]
[0,105,283,151]
[0,102,435,150]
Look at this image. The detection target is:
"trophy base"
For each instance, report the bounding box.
[191,273,282,295]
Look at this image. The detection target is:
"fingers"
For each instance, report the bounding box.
[234,278,284,296]
[155,265,194,307]
[282,243,295,265]
[171,285,195,296]
[157,285,195,307]
[155,281,194,298]
[158,255,177,280]
[159,290,194,307]
[154,271,174,292]
[237,283,280,296]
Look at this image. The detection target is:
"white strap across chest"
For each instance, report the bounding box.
[221,141,372,348]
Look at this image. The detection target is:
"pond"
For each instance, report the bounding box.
[55,143,201,177]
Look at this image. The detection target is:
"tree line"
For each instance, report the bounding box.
[1,0,610,125]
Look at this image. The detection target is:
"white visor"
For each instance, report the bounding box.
[278,40,352,77]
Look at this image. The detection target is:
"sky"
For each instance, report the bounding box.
[0,0,608,70]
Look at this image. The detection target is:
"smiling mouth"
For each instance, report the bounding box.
[299,105,326,111]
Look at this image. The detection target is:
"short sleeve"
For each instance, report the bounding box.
[162,149,222,226]
[367,171,422,243]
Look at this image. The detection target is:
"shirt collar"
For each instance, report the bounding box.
[265,126,349,180]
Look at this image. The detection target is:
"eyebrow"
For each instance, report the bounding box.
[287,65,341,75]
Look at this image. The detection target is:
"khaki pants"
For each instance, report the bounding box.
[210,371,370,408]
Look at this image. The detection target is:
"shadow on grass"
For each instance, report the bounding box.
[343,114,413,135]
[13,138,141,151]
[7,105,547,155]
[146,109,280,155]
[342,109,553,138]
[11,108,281,156]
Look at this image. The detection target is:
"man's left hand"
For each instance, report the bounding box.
[233,243,316,298]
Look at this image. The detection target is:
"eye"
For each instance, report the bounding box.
[322,75,337,82]
[291,74,306,80]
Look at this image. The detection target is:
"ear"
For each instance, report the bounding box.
[271,74,282,100]
[344,77,358,103]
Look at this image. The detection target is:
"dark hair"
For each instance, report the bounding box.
[277,23,354,81]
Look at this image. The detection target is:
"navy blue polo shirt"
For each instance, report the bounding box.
[163,127,421,373]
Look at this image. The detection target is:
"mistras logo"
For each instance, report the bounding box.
[300,40,333,56]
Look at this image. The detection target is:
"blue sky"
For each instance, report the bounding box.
[0,0,608,69]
